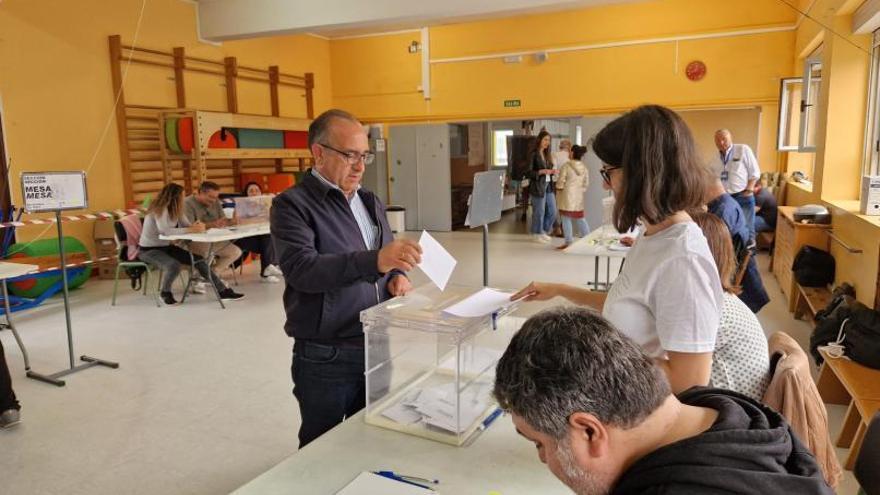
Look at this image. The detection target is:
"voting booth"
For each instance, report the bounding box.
[361,284,523,446]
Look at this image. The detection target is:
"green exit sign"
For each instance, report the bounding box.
[504,99,521,108]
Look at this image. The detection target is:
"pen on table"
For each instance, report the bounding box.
[374,471,439,490]
[463,407,505,447]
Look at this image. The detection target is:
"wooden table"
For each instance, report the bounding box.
[771,206,831,312]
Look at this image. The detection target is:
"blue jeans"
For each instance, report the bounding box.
[531,189,557,235]
[561,216,590,244]
[733,192,756,242]
[292,341,366,448]
[754,215,774,233]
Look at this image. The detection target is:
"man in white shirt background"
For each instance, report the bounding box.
[713,129,760,245]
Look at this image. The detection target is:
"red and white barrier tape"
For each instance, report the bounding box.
[1,208,143,229]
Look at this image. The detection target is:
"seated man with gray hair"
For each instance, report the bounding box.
[493,307,832,495]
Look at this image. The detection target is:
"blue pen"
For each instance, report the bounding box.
[491,311,498,331]
[374,471,438,490]
[479,407,504,431]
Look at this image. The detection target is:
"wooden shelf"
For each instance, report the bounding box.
[158,108,312,187]
[202,148,311,160]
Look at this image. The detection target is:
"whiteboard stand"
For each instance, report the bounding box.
[20,172,118,387]
[465,171,505,287]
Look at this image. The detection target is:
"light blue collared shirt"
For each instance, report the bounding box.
[312,169,379,250]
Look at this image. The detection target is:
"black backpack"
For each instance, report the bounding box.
[791,246,835,287]
[811,297,880,370]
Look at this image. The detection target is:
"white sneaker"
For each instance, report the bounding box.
[261,275,281,284]
[264,265,283,277]
[532,234,550,244]
[191,281,207,294]
[541,233,553,242]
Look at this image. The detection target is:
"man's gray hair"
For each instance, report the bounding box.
[715,128,732,137]
[493,307,670,439]
[308,109,362,148]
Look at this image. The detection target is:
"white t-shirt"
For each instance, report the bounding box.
[602,222,723,358]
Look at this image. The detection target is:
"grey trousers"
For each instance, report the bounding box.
[138,245,225,293]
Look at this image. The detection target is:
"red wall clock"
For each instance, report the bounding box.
[685,60,707,82]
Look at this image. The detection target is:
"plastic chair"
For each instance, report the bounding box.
[855,412,880,495]
[111,219,160,307]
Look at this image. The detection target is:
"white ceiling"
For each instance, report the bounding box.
[196,0,641,41]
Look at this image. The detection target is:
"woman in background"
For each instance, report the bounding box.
[555,144,591,249]
[691,211,770,401]
[235,181,281,283]
[138,183,244,305]
[526,130,557,243]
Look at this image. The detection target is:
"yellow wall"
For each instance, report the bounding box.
[330,0,797,174]
[0,0,330,254]
[781,0,879,306]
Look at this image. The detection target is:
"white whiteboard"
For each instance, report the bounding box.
[20,171,88,212]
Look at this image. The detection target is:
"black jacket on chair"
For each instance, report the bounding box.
[270,171,402,344]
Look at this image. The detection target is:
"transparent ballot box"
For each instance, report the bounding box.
[361,284,523,446]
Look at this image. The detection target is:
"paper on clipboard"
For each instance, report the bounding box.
[417,231,457,291]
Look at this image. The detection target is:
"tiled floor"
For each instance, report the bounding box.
[0,212,861,493]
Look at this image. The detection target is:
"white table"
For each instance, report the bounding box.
[0,262,40,375]
[562,224,633,291]
[233,410,570,494]
[160,223,270,308]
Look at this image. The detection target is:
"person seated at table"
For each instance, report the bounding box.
[139,183,244,305]
[234,182,281,284]
[512,105,724,394]
[704,179,770,314]
[691,212,770,401]
[0,338,21,428]
[494,307,833,495]
[184,181,243,276]
[754,178,778,234]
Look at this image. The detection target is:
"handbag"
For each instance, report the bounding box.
[812,298,880,369]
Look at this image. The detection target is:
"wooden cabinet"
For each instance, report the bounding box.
[772,206,831,312]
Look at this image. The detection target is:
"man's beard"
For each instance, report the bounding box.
[554,438,610,495]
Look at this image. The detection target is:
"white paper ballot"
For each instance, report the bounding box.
[336,472,434,495]
[417,230,457,291]
[442,288,514,318]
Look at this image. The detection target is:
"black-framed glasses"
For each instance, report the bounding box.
[600,166,620,184]
[319,143,375,165]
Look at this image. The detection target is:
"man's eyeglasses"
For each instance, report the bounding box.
[600,166,620,184]
[319,143,375,165]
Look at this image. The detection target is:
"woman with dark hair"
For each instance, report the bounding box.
[235,181,281,283]
[691,211,770,401]
[513,105,723,393]
[555,144,591,249]
[526,130,558,243]
[139,183,244,305]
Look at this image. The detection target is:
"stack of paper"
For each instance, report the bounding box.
[381,381,495,434]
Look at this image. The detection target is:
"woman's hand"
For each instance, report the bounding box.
[188,221,206,233]
[511,282,561,302]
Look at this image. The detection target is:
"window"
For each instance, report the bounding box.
[799,51,822,152]
[776,77,803,151]
[493,129,514,166]
[865,30,880,176]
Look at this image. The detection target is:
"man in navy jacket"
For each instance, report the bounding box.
[271,109,421,447]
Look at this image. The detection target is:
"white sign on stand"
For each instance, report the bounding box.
[20,171,88,213]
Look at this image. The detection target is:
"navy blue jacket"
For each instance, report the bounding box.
[270,172,399,343]
[708,194,770,313]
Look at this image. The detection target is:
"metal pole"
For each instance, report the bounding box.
[56,210,75,369]
[482,224,489,287]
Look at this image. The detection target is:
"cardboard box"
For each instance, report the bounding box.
[93,220,116,240]
[97,261,118,280]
